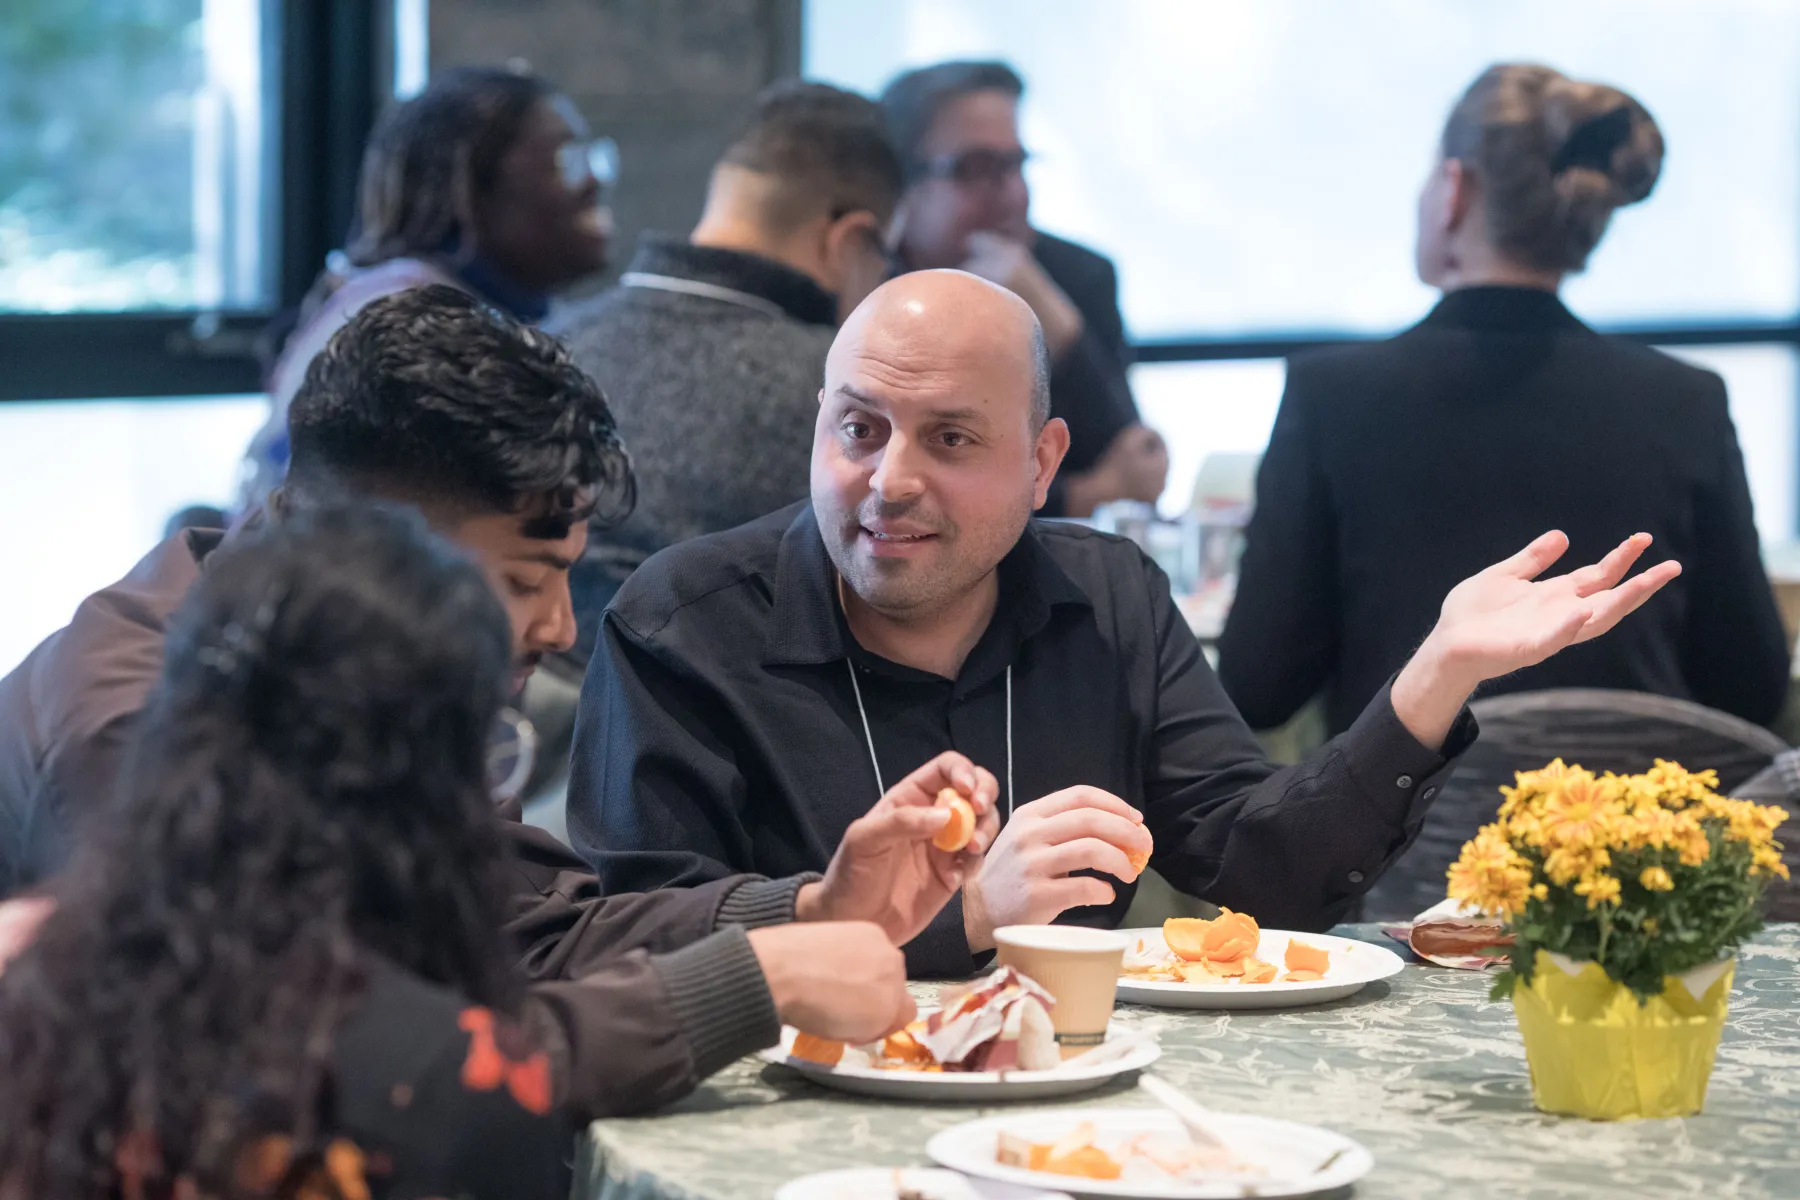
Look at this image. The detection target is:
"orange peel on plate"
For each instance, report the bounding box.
[932,788,976,853]
[1284,938,1331,977]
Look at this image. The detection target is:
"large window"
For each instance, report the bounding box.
[0,397,268,674]
[1,0,273,314]
[0,1,378,675]
[807,0,1800,538]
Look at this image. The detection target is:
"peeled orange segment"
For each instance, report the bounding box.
[789,1032,846,1066]
[1124,828,1153,875]
[932,788,976,852]
[1282,970,1325,983]
[1284,938,1331,977]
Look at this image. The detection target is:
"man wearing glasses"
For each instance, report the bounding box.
[881,61,1169,519]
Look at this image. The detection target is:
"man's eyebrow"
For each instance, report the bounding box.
[833,383,885,408]
[831,385,991,425]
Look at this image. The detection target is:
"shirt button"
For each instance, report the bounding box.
[1348,870,1366,885]
[1422,786,1437,802]
[1395,774,1414,789]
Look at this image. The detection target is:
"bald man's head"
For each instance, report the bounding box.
[832,270,1051,431]
[811,268,1071,624]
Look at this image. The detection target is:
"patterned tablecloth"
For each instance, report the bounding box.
[579,925,1800,1200]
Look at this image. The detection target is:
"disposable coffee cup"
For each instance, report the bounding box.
[994,925,1129,1058]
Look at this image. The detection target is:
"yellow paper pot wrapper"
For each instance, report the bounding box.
[1512,949,1734,1120]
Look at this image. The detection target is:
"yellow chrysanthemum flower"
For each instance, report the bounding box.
[1574,870,1622,908]
[1639,866,1674,892]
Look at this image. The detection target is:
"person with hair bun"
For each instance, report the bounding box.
[1221,63,1789,739]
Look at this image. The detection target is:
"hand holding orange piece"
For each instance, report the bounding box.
[932,787,977,852]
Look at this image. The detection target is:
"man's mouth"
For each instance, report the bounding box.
[858,523,939,557]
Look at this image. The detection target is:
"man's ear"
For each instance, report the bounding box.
[1031,417,1072,511]
[265,485,291,524]
[1443,158,1474,233]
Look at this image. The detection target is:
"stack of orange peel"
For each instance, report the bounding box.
[1127,910,1330,984]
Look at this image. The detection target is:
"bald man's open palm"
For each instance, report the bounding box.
[1432,531,1680,679]
[1390,531,1681,750]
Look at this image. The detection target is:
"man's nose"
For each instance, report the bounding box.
[531,580,579,655]
[868,434,927,503]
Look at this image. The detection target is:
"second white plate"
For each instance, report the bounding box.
[926,1107,1373,1199]
[761,1024,1161,1101]
[1114,928,1404,1010]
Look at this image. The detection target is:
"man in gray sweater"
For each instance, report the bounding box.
[549,80,902,666]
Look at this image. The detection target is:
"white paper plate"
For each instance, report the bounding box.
[926,1107,1372,1199]
[1114,928,1404,1010]
[761,1023,1160,1101]
[775,1167,1072,1200]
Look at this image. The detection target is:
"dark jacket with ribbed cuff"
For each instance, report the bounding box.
[501,806,813,1121]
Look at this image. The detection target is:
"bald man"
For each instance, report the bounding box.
[568,270,1679,978]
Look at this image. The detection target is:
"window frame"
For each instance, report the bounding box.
[0,0,380,402]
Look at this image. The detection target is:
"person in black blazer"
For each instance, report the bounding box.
[1220,63,1791,736]
[880,60,1167,517]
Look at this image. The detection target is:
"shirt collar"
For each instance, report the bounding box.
[760,505,1093,671]
[624,234,839,327]
[1419,285,1588,336]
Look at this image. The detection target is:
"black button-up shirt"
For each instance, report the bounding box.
[569,502,1476,976]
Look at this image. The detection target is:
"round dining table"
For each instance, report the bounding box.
[577,924,1800,1200]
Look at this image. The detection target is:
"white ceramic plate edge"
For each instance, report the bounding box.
[925,1108,1374,1200]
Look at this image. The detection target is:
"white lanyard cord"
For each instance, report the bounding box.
[845,659,1015,820]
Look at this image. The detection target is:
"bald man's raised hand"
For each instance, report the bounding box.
[1391,531,1682,749]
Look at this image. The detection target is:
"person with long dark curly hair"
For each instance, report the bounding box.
[0,503,570,1199]
[0,284,1001,1123]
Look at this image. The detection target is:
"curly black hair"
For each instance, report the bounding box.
[286,284,635,536]
[0,503,522,1198]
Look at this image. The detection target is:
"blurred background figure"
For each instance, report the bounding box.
[1219,64,1791,737]
[550,80,902,669]
[237,64,616,514]
[0,504,570,1200]
[879,60,1168,518]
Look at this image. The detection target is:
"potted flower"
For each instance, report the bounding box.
[1447,758,1789,1120]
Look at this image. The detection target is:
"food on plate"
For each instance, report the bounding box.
[1282,938,1330,983]
[931,787,977,853]
[996,1121,1261,1184]
[789,1031,847,1066]
[785,967,1059,1074]
[1122,911,1333,985]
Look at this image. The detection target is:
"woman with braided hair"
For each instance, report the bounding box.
[239,65,615,513]
[0,503,570,1199]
